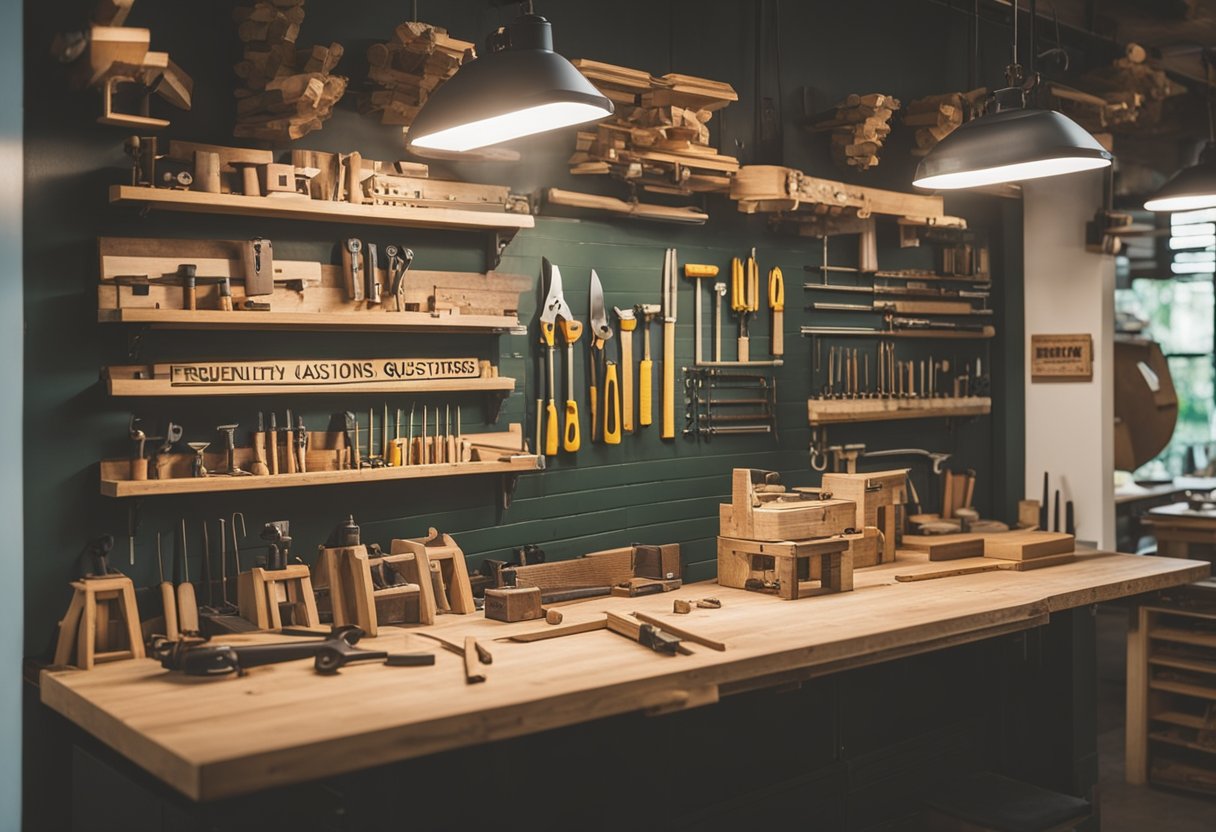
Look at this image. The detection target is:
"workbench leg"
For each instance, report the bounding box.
[79,587,97,670]
[1125,605,1150,785]
[778,557,797,600]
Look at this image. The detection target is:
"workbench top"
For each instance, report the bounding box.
[40,550,1208,801]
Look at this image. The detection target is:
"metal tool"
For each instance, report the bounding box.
[342,238,364,302]
[187,442,209,478]
[243,237,274,297]
[862,447,951,475]
[364,242,381,304]
[731,249,760,362]
[216,424,251,476]
[268,412,279,474]
[683,262,719,366]
[539,259,575,456]
[636,303,660,427]
[385,244,415,311]
[589,271,617,444]
[614,306,636,434]
[713,281,727,362]
[661,248,678,440]
[261,521,291,571]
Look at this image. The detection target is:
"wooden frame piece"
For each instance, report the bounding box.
[717,536,853,599]
[720,468,856,542]
[390,529,473,616]
[237,564,320,630]
[54,575,145,669]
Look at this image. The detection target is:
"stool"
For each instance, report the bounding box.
[717,535,852,599]
[921,772,1092,832]
[54,575,145,669]
[312,544,429,635]
[238,563,320,630]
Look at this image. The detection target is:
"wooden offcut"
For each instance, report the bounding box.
[806,92,900,171]
[361,21,474,130]
[720,468,855,542]
[983,531,1076,561]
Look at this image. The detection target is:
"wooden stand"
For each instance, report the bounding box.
[390,529,474,616]
[237,564,320,630]
[54,575,145,669]
[312,544,430,635]
[717,536,852,599]
[822,469,907,564]
[720,468,855,542]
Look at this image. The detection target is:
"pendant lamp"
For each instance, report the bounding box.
[914,0,1112,190]
[406,8,613,156]
[1144,55,1216,212]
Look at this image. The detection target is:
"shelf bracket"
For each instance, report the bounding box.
[485,390,508,424]
[499,473,520,511]
[486,229,517,272]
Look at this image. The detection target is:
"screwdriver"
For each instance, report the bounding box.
[540,317,559,456]
[156,532,179,641]
[559,318,583,452]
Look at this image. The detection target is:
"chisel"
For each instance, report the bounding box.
[176,519,199,633]
[156,532,179,641]
[268,412,279,475]
[614,307,636,432]
[661,248,677,440]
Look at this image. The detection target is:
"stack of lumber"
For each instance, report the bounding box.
[903,88,986,157]
[361,21,475,130]
[232,0,347,143]
[1061,43,1184,133]
[567,59,739,195]
[807,93,900,171]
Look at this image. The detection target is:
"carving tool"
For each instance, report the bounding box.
[341,238,364,302]
[713,281,726,362]
[176,519,199,634]
[268,412,279,474]
[365,242,381,305]
[614,306,636,433]
[589,271,616,443]
[446,405,456,463]
[407,404,415,465]
[251,412,269,476]
[731,250,759,362]
[768,265,784,357]
[539,258,573,456]
[296,415,307,474]
[661,248,677,440]
[683,262,719,366]
[385,244,415,312]
[156,532,178,641]
[390,407,402,467]
[381,403,389,466]
[243,237,274,297]
[636,303,660,427]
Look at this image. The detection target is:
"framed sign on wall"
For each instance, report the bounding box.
[1030,334,1094,382]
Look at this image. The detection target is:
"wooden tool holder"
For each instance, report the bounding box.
[237,563,321,631]
[821,470,907,565]
[389,529,475,617]
[312,543,437,635]
[54,575,145,669]
[720,468,855,542]
[717,537,852,599]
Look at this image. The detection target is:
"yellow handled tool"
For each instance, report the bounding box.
[559,318,583,452]
[684,263,718,366]
[636,304,659,426]
[540,320,559,456]
[614,307,636,433]
[731,252,759,362]
[603,361,621,444]
[768,266,784,357]
[661,248,678,441]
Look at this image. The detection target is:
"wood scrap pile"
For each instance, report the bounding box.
[807,94,900,171]
[1053,44,1185,133]
[903,89,987,157]
[567,59,739,195]
[232,0,347,143]
[360,21,475,130]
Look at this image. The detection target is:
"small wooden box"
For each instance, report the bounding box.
[484,586,543,622]
[260,162,296,194]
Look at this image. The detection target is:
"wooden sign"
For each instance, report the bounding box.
[166,357,481,387]
[1030,334,1093,382]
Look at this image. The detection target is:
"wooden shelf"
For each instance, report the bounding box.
[1150,627,1216,649]
[1149,731,1216,755]
[99,308,523,334]
[1151,711,1216,730]
[1149,655,1216,676]
[100,455,542,498]
[110,185,535,233]
[801,327,995,340]
[103,368,517,398]
[807,396,991,425]
[1150,679,1216,701]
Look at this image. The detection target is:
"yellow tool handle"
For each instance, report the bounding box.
[661,323,675,440]
[639,358,653,426]
[747,256,759,312]
[684,263,719,278]
[770,266,784,357]
[730,257,744,313]
[389,439,402,467]
[539,321,555,346]
[176,582,199,633]
[620,327,634,432]
[589,385,598,443]
[544,401,559,455]
[772,309,784,357]
[603,362,621,444]
[160,582,179,641]
[558,319,583,344]
[619,318,637,332]
[562,399,580,452]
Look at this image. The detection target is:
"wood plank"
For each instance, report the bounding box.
[39,551,1207,801]
[1151,627,1216,649]
[902,534,985,561]
[807,396,991,425]
[110,186,534,232]
[98,308,521,333]
[984,531,1075,561]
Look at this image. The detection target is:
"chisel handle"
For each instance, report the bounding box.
[603,361,621,445]
[176,582,199,634]
[545,400,559,456]
[738,335,750,363]
[661,322,675,439]
[563,399,580,452]
[639,358,653,426]
[284,430,297,474]
[619,323,634,432]
[772,308,784,356]
[159,582,179,641]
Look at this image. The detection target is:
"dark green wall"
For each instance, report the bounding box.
[23,0,1023,657]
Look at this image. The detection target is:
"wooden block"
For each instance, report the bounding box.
[903,533,986,561]
[1017,500,1041,529]
[1000,552,1077,571]
[984,532,1075,561]
[507,547,634,592]
[484,586,543,622]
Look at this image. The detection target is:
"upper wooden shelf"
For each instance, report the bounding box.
[801,326,995,340]
[808,396,992,425]
[109,185,536,233]
[103,366,517,398]
[98,308,523,334]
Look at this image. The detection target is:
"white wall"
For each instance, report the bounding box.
[0,0,20,826]
[1023,172,1115,550]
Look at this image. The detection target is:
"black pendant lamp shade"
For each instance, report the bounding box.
[913,89,1112,190]
[406,14,613,155]
[1144,142,1216,213]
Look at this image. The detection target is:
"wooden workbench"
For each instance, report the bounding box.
[40,550,1207,802]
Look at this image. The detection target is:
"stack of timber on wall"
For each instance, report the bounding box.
[360,21,474,130]
[232,0,347,142]
[567,59,739,195]
[1050,45,1184,135]
[806,93,900,171]
[903,89,986,157]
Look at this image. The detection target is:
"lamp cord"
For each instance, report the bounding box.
[1012,0,1018,68]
